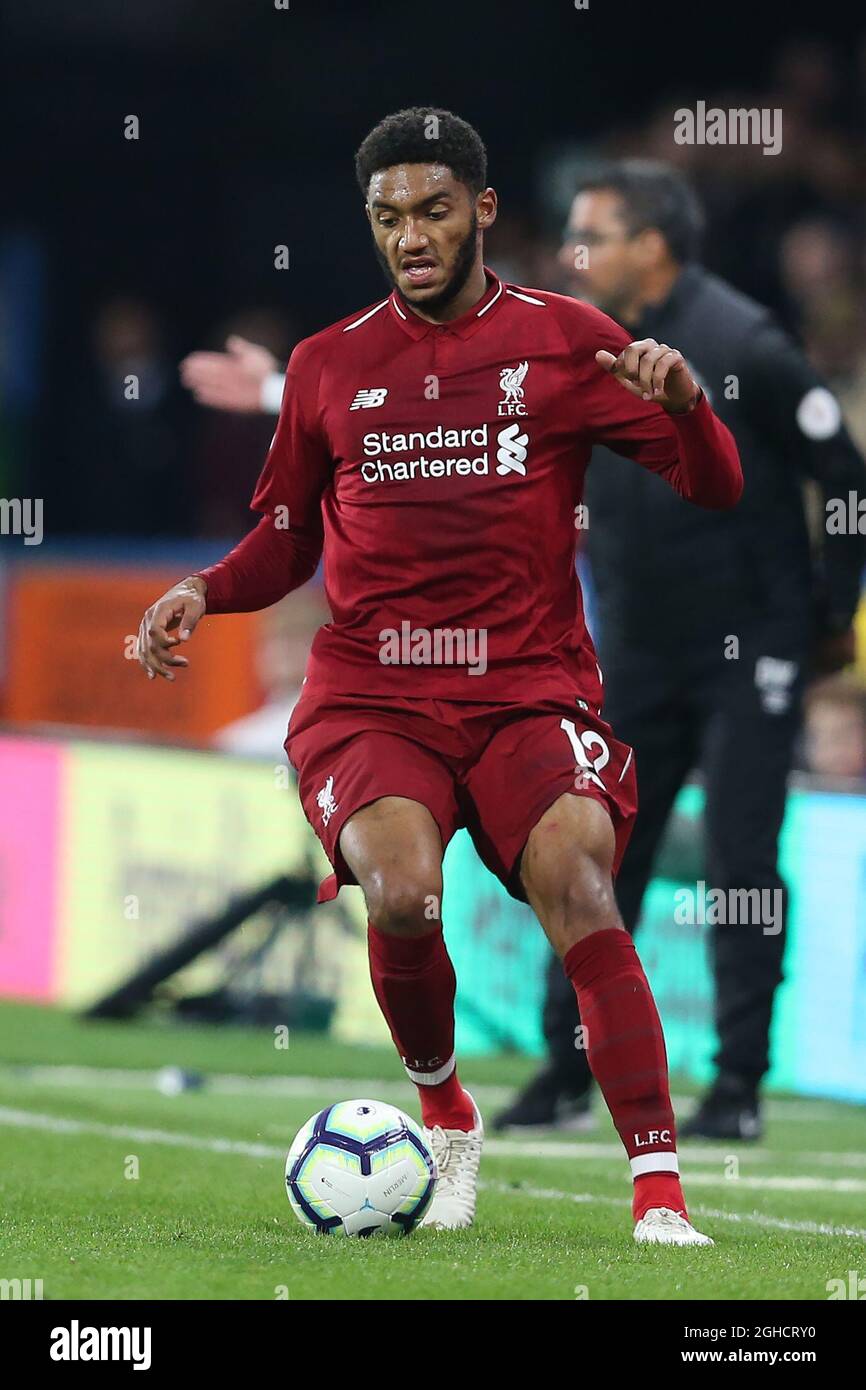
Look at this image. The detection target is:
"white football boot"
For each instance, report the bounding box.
[421,1092,484,1230]
[633,1206,714,1247]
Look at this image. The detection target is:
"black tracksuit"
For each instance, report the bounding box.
[544,264,866,1093]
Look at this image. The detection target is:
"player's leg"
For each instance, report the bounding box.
[520,792,711,1245]
[558,684,700,1094]
[339,796,483,1231]
[467,702,710,1244]
[287,691,484,1231]
[287,699,474,1124]
[494,671,698,1132]
[339,795,474,1131]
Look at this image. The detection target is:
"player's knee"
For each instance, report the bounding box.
[528,848,618,937]
[363,867,442,936]
[560,855,617,929]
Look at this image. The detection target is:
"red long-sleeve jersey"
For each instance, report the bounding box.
[199,269,742,706]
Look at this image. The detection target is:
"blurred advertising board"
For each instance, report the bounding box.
[1,730,864,1101]
[0,736,64,1000]
[1,567,262,740]
[0,733,335,1009]
[443,782,866,1102]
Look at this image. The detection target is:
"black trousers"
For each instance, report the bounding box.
[543,622,804,1094]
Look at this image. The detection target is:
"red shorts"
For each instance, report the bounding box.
[286,688,638,904]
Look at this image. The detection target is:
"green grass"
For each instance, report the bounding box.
[1,1002,864,1300]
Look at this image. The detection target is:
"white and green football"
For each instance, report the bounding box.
[285,1099,437,1237]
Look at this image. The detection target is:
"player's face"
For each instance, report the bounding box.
[559,190,645,321]
[366,163,493,312]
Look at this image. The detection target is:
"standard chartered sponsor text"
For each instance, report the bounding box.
[361,423,492,484]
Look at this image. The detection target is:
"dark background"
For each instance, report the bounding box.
[2,1,864,535]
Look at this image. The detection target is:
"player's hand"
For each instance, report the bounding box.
[137,576,207,681]
[179,335,278,412]
[596,339,700,414]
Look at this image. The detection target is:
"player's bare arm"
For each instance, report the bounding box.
[596,338,700,413]
[136,575,207,681]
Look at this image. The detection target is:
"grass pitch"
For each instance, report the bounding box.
[1,1001,864,1301]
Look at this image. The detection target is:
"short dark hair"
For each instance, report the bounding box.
[576,159,704,264]
[355,107,487,197]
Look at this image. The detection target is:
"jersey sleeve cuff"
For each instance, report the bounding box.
[260,370,286,415]
[667,387,708,424]
[191,566,221,612]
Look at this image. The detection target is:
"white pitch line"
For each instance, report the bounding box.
[484,1142,866,1193]
[3,1064,517,1104]
[489,1139,745,1162]
[684,1173,866,1194]
[3,1061,861,1173]
[480,1181,866,1241]
[4,1069,865,1170]
[2,1105,865,1205]
[0,1106,281,1161]
[3,1064,861,1125]
[684,1203,866,1241]
[487,1138,739,1163]
[485,1138,866,1171]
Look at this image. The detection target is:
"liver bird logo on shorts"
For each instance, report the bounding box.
[316,775,339,826]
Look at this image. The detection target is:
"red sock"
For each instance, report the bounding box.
[367,921,474,1131]
[563,927,687,1222]
[632,1173,687,1223]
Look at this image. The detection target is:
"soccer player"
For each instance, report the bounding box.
[137,109,742,1244]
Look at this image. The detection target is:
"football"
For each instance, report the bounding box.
[285,1099,437,1237]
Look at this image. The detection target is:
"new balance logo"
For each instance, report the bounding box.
[495,423,529,476]
[349,388,388,410]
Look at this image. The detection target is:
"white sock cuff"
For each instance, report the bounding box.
[404,1052,456,1086]
[630,1151,680,1178]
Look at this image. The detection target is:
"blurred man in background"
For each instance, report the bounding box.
[495,160,866,1140]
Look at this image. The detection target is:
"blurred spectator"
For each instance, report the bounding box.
[71,297,188,535]
[779,218,866,386]
[214,586,329,757]
[803,673,866,780]
[187,307,298,537]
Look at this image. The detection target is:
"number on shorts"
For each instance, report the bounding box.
[560,718,610,791]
